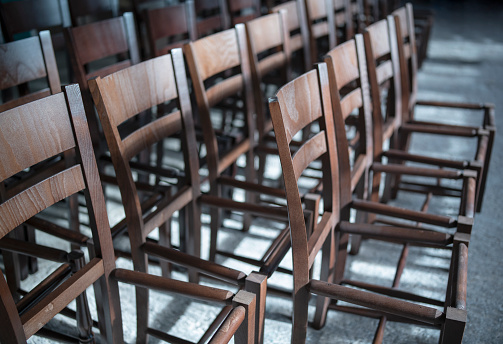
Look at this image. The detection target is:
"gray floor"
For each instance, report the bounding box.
[19,0,503,342]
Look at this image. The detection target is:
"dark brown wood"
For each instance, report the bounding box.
[68,0,118,26]
[0,0,69,51]
[145,1,197,57]
[0,31,61,112]
[268,61,473,343]
[183,25,292,277]
[226,0,260,25]
[90,49,259,344]
[272,0,312,73]
[65,13,140,156]
[194,0,230,38]
[390,4,495,212]
[0,86,124,343]
[246,11,292,142]
[304,0,336,64]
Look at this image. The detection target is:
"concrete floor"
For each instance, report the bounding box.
[18,0,503,342]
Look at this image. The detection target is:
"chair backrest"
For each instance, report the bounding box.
[391,4,418,122]
[64,13,140,150]
[0,85,121,343]
[65,13,140,91]
[0,31,61,112]
[194,0,230,37]
[89,49,201,258]
[183,25,256,183]
[324,37,373,204]
[272,0,311,72]
[363,18,404,142]
[145,1,197,57]
[268,63,340,287]
[304,0,336,64]
[245,11,291,139]
[332,0,354,42]
[0,0,69,44]
[226,0,261,25]
[68,0,119,26]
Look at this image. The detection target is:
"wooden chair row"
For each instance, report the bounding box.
[0,3,493,344]
[0,63,258,344]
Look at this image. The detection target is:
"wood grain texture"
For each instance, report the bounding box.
[275,69,322,143]
[0,166,84,239]
[0,94,75,181]
[21,258,105,339]
[189,28,240,81]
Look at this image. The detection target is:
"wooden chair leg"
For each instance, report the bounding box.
[439,307,466,344]
[186,201,201,283]
[4,232,22,301]
[292,285,310,344]
[68,251,94,343]
[135,286,150,344]
[245,272,267,344]
[158,221,172,278]
[313,228,336,330]
[232,290,256,344]
[209,206,221,262]
[0,273,26,343]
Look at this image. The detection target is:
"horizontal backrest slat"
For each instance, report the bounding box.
[122,111,182,161]
[147,4,189,40]
[366,20,390,59]
[0,0,63,37]
[0,37,46,89]
[0,93,75,182]
[340,88,362,120]
[94,54,178,126]
[292,131,327,180]
[325,40,359,90]
[189,29,240,80]
[206,74,243,107]
[0,165,85,239]
[0,89,51,113]
[247,13,283,54]
[71,17,128,65]
[275,69,322,143]
[376,59,393,85]
[273,1,299,32]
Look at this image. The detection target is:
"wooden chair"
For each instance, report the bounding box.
[226,0,261,26]
[194,0,231,38]
[183,24,296,257]
[269,61,473,343]
[271,0,311,74]
[145,1,197,58]
[183,28,319,340]
[0,85,118,343]
[183,26,258,247]
[67,0,119,26]
[411,6,434,69]
[89,48,265,344]
[244,10,297,187]
[0,0,69,47]
[362,17,494,213]
[64,12,140,162]
[390,4,495,212]
[325,32,477,237]
[0,83,257,344]
[304,0,336,65]
[245,11,292,144]
[0,31,83,306]
[0,32,61,113]
[0,0,71,82]
[332,19,482,252]
[331,0,355,43]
